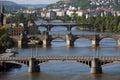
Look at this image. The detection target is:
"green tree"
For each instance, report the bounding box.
[0,27,14,52]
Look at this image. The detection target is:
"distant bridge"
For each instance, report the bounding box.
[0,56,120,74]
[36,23,92,31]
[9,22,120,48]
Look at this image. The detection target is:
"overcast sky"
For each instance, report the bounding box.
[3,0,60,4]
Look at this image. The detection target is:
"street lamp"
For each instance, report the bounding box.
[96,46,99,58]
[31,45,33,57]
[35,45,38,56]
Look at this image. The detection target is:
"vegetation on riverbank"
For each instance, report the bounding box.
[74,16,120,33]
[0,26,14,52]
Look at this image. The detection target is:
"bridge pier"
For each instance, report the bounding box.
[28,58,40,73]
[42,39,51,47]
[66,34,74,47]
[117,39,120,47]
[42,32,51,47]
[18,40,22,48]
[90,58,102,74]
[91,35,100,48]
[66,40,74,47]
[91,40,99,48]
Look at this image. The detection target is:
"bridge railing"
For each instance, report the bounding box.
[0,56,119,61]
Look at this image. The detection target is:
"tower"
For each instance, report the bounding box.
[0,2,5,26]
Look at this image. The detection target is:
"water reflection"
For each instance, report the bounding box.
[74,38,91,47]
[51,38,66,47]
[100,38,117,47]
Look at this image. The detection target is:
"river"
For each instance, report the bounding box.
[0,27,120,80]
[0,38,120,80]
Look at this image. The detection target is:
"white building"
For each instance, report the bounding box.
[56,10,65,16]
[46,11,56,18]
[22,9,36,14]
[66,10,75,16]
[76,10,83,16]
[40,11,47,18]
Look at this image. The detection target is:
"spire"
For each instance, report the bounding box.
[0,1,5,26]
[0,1,4,13]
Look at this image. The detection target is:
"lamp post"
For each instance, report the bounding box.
[93,25,96,58]
[36,45,38,56]
[96,46,99,58]
[31,45,33,57]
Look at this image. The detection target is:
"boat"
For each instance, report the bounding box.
[0,52,16,57]
[5,48,18,54]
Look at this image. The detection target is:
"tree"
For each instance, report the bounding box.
[0,27,14,52]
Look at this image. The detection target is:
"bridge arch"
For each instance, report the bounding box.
[36,60,91,68]
[74,38,91,47]
[50,37,66,42]
[28,36,40,40]
[4,61,29,67]
[38,26,47,31]
[27,35,43,45]
[51,38,66,47]
[99,37,117,47]
[50,26,68,31]
[101,61,120,66]
[37,61,90,73]
[101,61,120,73]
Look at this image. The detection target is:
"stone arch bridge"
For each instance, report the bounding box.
[0,56,120,74]
[10,33,120,48]
[36,23,92,31]
[26,33,120,48]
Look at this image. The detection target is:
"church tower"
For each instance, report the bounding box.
[0,2,5,26]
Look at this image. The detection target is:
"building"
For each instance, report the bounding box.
[46,10,56,18]
[22,9,36,14]
[9,23,24,36]
[56,10,65,16]
[76,10,84,16]
[40,10,47,18]
[66,10,76,16]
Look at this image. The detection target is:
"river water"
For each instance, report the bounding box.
[0,38,120,80]
[0,27,120,80]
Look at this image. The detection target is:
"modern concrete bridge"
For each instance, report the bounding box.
[0,56,120,74]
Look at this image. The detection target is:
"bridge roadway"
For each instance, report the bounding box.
[0,56,120,74]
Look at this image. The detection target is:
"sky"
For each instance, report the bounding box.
[3,0,60,4]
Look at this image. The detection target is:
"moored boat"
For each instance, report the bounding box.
[5,48,18,54]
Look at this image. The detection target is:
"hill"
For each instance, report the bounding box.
[21,4,47,8]
[0,1,18,6]
[48,0,120,10]
[0,1,25,12]
[0,1,48,12]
